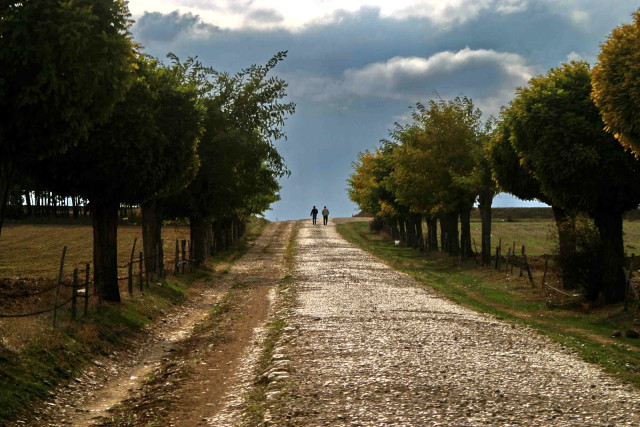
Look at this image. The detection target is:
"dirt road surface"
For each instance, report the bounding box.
[19,218,640,426]
[267,219,640,425]
[22,220,293,426]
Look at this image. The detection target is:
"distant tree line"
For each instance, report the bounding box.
[0,1,294,302]
[348,8,640,304]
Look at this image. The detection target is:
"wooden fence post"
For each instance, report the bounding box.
[520,245,525,277]
[71,268,78,321]
[128,261,133,296]
[139,252,144,292]
[542,259,548,286]
[505,248,511,273]
[128,238,137,295]
[625,254,635,312]
[175,239,179,276]
[159,239,165,279]
[153,243,158,278]
[52,246,67,327]
[522,245,534,285]
[181,240,186,274]
[84,263,90,317]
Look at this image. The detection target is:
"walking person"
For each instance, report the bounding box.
[310,205,318,225]
[322,206,329,225]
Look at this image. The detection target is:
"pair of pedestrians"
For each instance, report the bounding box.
[310,205,329,225]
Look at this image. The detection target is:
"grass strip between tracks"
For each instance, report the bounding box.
[337,219,640,389]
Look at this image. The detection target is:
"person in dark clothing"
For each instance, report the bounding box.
[310,206,318,225]
[322,206,329,225]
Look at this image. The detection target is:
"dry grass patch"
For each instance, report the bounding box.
[0,224,190,280]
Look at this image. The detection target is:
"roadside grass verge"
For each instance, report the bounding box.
[337,219,640,388]
[244,221,299,426]
[0,218,266,425]
[0,277,188,424]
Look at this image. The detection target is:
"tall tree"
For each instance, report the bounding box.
[164,52,295,262]
[592,8,640,156]
[488,118,577,288]
[508,62,640,302]
[391,98,483,257]
[140,56,203,277]
[0,0,135,238]
[38,56,200,302]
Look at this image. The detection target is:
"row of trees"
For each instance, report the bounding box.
[349,9,640,304]
[0,1,294,302]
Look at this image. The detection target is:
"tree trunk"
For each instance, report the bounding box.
[552,205,577,289]
[190,216,208,267]
[0,159,15,239]
[459,208,472,260]
[478,189,493,266]
[92,199,120,302]
[141,199,162,279]
[442,211,460,256]
[25,191,33,217]
[594,211,626,303]
[414,215,424,250]
[426,216,438,251]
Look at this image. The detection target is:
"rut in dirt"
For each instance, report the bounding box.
[21,220,293,427]
[267,220,640,426]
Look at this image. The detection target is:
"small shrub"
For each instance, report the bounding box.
[369,216,384,233]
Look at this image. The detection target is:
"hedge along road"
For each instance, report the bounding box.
[267,219,640,426]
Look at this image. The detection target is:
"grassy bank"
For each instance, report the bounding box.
[337,219,640,388]
[0,218,267,424]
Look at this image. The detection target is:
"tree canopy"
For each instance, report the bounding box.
[507,61,640,302]
[0,0,135,236]
[592,8,640,155]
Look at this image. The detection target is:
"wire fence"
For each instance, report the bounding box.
[487,239,639,309]
[0,237,199,326]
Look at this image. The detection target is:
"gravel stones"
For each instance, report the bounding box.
[270,221,640,426]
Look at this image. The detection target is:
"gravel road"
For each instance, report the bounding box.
[268,220,640,426]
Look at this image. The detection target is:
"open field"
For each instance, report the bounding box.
[0,219,268,424]
[0,224,190,280]
[337,219,640,388]
[473,218,640,256]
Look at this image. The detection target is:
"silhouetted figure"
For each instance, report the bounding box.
[310,206,318,225]
[322,206,329,225]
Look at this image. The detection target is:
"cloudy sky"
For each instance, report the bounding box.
[128,0,639,221]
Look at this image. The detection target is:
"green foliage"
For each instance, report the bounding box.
[39,55,201,205]
[506,61,640,302]
[592,8,640,155]
[389,97,486,217]
[0,0,134,160]
[347,148,402,219]
[165,53,295,223]
[508,61,640,217]
[0,0,135,235]
[488,119,549,203]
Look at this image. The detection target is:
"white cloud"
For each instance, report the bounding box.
[565,51,597,66]
[287,48,534,114]
[128,0,534,31]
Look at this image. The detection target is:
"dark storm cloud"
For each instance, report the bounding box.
[134,10,219,43]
